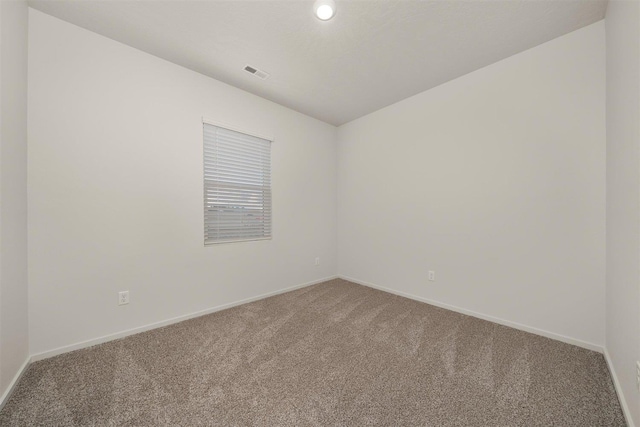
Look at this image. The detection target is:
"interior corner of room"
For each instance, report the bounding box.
[0,0,638,425]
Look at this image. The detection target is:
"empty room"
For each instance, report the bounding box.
[0,0,639,425]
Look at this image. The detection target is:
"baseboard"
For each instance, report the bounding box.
[604,348,636,427]
[31,275,337,362]
[339,275,604,353]
[0,356,30,411]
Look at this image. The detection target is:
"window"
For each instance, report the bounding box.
[203,122,272,244]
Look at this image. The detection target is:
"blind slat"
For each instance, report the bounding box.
[204,156,271,171]
[204,170,270,181]
[207,141,270,155]
[204,129,270,149]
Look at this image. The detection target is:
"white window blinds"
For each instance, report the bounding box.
[203,123,272,244]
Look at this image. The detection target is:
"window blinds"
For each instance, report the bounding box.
[203,123,272,244]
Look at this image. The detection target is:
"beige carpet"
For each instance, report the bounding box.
[0,279,626,426]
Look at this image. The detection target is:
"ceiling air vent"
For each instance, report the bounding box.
[244,65,270,80]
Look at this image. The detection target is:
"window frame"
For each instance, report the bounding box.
[202,118,273,246]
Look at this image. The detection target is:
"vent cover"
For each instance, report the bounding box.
[244,65,270,80]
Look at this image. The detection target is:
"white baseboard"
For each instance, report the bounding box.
[604,348,636,427]
[0,356,30,411]
[31,275,337,362]
[6,274,629,423]
[339,275,604,353]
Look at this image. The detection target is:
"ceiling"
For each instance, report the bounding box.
[29,0,607,126]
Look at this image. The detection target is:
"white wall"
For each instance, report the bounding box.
[0,0,29,399]
[337,22,606,349]
[605,0,640,424]
[27,9,337,356]
[18,8,640,422]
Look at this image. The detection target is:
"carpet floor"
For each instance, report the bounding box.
[0,279,626,426]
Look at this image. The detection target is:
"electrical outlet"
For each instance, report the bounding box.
[118,291,129,306]
[636,361,640,392]
[428,271,436,282]
[315,257,320,266]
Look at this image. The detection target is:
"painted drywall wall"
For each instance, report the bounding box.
[605,0,640,424]
[337,22,606,349]
[0,0,29,398]
[27,9,337,356]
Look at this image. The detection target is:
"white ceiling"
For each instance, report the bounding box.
[29,0,607,126]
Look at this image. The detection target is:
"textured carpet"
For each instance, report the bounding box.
[0,279,626,426]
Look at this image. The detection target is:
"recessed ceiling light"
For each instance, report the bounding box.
[314,0,336,21]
